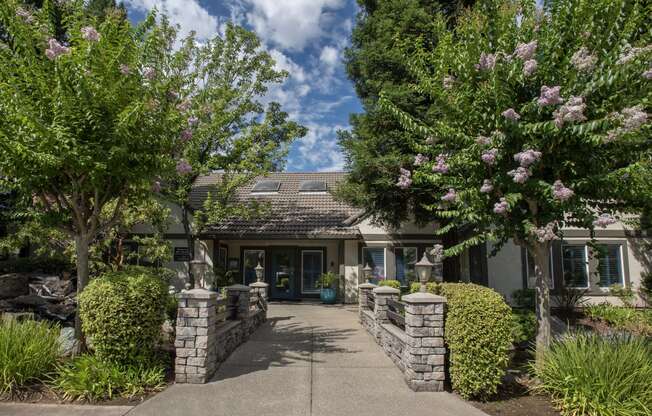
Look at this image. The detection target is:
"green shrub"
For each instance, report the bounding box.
[532,332,652,416]
[511,288,535,310]
[50,355,165,401]
[378,279,401,290]
[585,304,652,336]
[78,267,167,365]
[510,309,537,344]
[410,282,512,399]
[609,284,636,308]
[319,271,339,289]
[0,320,60,392]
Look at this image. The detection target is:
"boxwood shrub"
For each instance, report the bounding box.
[410,282,512,399]
[79,267,167,365]
[378,279,401,290]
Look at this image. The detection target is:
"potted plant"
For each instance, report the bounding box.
[319,272,338,304]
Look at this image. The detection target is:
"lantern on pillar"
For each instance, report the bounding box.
[362,263,373,284]
[255,261,264,283]
[414,253,434,293]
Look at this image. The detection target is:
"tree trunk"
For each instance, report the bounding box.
[74,234,90,343]
[532,241,552,363]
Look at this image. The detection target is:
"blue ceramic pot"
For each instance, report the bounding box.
[320,288,337,304]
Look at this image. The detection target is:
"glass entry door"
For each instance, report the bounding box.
[270,247,297,299]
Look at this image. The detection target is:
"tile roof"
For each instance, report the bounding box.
[190,172,362,239]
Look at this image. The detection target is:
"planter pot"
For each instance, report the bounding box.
[320,288,337,304]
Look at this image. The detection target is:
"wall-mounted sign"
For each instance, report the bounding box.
[173,247,191,262]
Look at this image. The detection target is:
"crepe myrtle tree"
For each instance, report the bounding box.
[159,22,307,286]
[381,0,651,358]
[0,1,190,338]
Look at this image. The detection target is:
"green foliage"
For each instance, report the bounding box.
[510,309,537,344]
[78,267,167,365]
[585,303,652,336]
[512,288,536,310]
[553,286,588,314]
[378,279,401,290]
[50,354,165,402]
[0,320,60,393]
[0,256,72,274]
[410,282,512,399]
[609,284,635,308]
[319,272,339,289]
[532,332,652,416]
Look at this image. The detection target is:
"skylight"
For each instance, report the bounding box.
[251,180,281,193]
[299,180,327,193]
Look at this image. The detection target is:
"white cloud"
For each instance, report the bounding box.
[125,0,219,41]
[319,45,339,68]
[269,49,307,83]
[291,123,346,172]
[237,0,346,51]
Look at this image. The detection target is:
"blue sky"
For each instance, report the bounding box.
[124,0,363,172]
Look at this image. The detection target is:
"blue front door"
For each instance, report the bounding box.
[270,247,297,299]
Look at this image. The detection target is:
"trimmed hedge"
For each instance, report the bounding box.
[410,282,512,399]
[79,267,167,365]
[378,279,401,290]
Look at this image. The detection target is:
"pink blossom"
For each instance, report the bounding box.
[481,148,498,165]
[167,91,179,101]
[176,159,192,175]
[507,167,531,183]
[81,26,100,42]
[643,68,652,79]
[414,154,429,166]
[523,59,537,76]
[119,64,130,75]
[571,47,597,72]
[396,168,412,189]
[176,100,192,112]
[441,188,457,202]
[16,7,34,23]
[475,135,491,146]
[143,66,156,80]
[537,86,564,107]
[432,154,449,174]
[513,149,542,167]
[514,40,537,60]
[187,116,199,127]
[493,198,509,215]
[621,105,648,130]
[151,181,162,193]
[532,222,559,242]
[475,52,496,71]
[552,180,574,201]
[480,179,493,193]
[180,129,193,142]
[617,44,652,64]
[593,213,616,228]
[553,96,586,128]
[502,108,521,121]
[443,76,456,89]
[45,38,70,60]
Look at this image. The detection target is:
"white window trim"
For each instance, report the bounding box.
[362,246,386,279]
[394,247,417,285]
[242,249,265,284]
[596,244,626,290]
[525,247,555,289]
[561,244,590,289]
[300,250,323,294]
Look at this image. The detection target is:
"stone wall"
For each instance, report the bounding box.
[174,283,268,384]
[358,285,447,392]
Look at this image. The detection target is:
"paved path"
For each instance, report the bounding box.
[129,302,487,416]
[0,403,132,416]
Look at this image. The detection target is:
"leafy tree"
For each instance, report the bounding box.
[380,0,651,358]
[0,0,188,338]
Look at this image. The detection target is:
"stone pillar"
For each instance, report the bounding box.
[174,289,218,384]
[226,284,252,319]
[373,286,400,325]
[249,281,269,301]
[402,292,446,392]
[358,282,377,318]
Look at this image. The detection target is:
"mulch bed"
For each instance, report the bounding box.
[470,375,560,416]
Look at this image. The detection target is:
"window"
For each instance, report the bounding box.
[243,249,265,285]
[394,247,417,285]
[596,245,624,287]
[562,245,589,288]
[251,180,281,193]
[525,249,554,289]
[299,180,327,193]
[217,246,227,269]
[301,250,323,293]
[362,247,385,280]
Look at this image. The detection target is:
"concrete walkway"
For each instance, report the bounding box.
[129,302,487,416]
[0,403,132,416]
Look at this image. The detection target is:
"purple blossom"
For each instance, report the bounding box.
[177,100,192,112]
[397,168,412,189]
[481,148,498,165]
[621,105,648,130]
[45,38,70,60]
[514,40,537,60]
[537,86,564,107]
[16,7,34,23]
[475,52,496,71]
[443,76,456,89]
[151,180,162,193]
[552,180,574,201]
[507,167,531,183]
[143,66,156,80]
[475,135,491,146]
[523,59,537,77]
[167,91,179,101]
[532,222,559,242]
[514,149,542,167]
[187,116,199,127]
[570,47,597,72]
[441,188,457,202]
[643,68,652,80]
[493,198,509,215]
[502,108,521,121]
[553,96,586,128]
[432,154,449,174]
[593,213,616,228]
[617,44,652,65]
[81,26,100,42]
[414,153,429,166]
[480,180,493,193]
[180,129,193,142]
[176,159,192,175]
[119,64,130,75]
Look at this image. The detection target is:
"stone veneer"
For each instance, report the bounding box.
[359,284,447,392]
[174,282,268,384]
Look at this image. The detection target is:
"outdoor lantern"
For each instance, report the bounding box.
[363,263,373,283]
[414,253,434,293]
[189,260,207,289]
[255,261,264,282]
